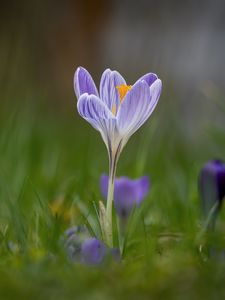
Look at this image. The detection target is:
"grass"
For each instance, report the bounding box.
[0,95,225,300]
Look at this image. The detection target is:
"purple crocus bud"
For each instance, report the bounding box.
[63,226,120,265]
[199,160,225,219]
[100,174,150,218]
[81,238,107,265]
[63,225,90,262]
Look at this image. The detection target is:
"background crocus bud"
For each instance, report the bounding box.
[199,160,225,220]
[63,226,120,265]
[81,238,107,265]
[63,225,90,262]
[100,174,150,218]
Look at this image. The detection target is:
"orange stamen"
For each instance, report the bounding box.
[116,84,132,103]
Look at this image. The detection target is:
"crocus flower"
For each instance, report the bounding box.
[81,238,107,265]
[63,226,120,265]
[63,225,90,263]
[74,67,161,246]
[74,67,162,156]
[100,174,150,218]
[199,160,225,227]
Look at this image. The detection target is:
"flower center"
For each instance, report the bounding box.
[111,84,132,115]
[116,84,132,102]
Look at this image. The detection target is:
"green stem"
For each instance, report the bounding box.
[118,217,127,254]
[105,152,117,247]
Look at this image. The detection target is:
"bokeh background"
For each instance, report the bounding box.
[1,0,225,128]
[0,1,225,299]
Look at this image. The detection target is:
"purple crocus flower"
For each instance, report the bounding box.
[199,160,225,224]
[81,238,107,265]
[63,225,90,263]
[63,226,120,265]
[74,67,162,155]
[74,67,161,246]
[100,174,150,218]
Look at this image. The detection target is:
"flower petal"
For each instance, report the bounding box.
[77,93,114,128]
[117,79,162,138]
[77,93,116,145]
[135,176,150,204]
[137,73,158,87]
[116,80,149,136]
[63,225,90,263]
[81,238,107,265]
[74,67,98,99]
[100,175,150,218]
[114,177,145,218]
[100,69,126,112]
[136,79,162,131]
[148,79,162,114]
[199,160,225,218]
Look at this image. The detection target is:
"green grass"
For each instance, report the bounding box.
[0,97,225,300]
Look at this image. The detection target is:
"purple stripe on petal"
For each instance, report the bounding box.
[77,93,114,127]
[74,67,98,99]
[116,80,151,137]
[100,69,126,112]
[137,73,158,87]
[77,94,116,146]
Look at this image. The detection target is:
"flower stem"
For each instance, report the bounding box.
[105,153,117,247]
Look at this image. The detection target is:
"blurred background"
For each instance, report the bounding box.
[1,0,225,132]
[0,0,225,200]
[0,2,225,297]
